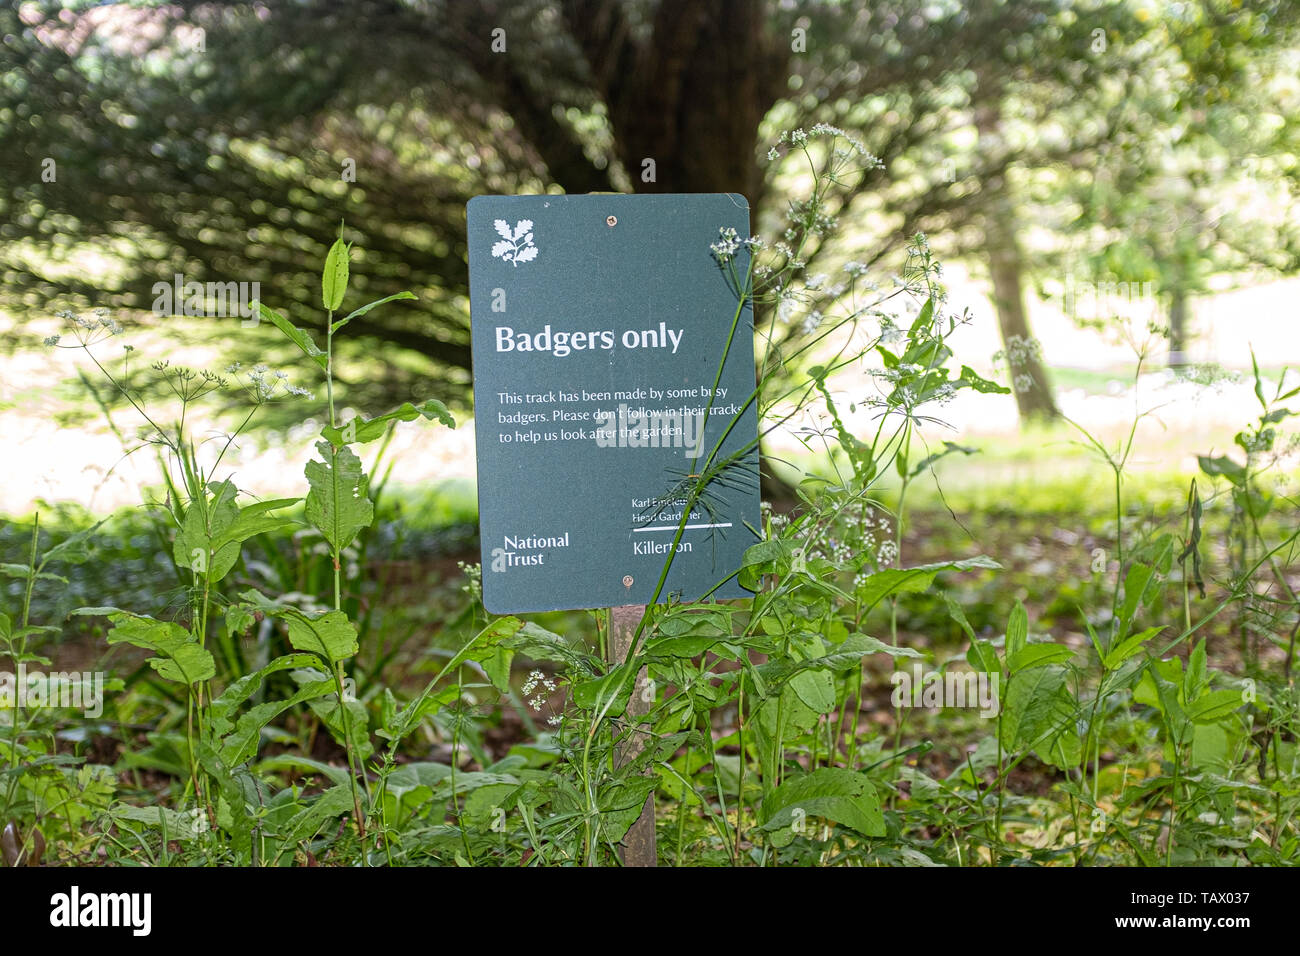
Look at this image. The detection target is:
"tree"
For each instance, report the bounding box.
[7,0,1284,422]
[1031,0,1300,367]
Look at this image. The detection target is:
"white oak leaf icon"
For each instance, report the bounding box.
[491,218,539,266]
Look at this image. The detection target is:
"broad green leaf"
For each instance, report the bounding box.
[943,596,976,641]
[101,612,214,686]
[381,762,454,822]
[646,608,734,658]
[570,669,633,715]
[444,615,527,674]
[760,768,885,847]
[259,302,327,371]
[308,691,373,762]
[172,480,240,584]
[738,538,790,589]
[284,785,354,843]
[503,621,590,671]
[1190,723,1229,772]
[305,441,373,552]
[1185,638,1208,701]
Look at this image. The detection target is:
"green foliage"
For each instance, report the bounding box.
[4,136,1297,869]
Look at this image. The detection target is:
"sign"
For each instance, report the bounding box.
[466,193,761,613]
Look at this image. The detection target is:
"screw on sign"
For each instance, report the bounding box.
[466,194,762,865]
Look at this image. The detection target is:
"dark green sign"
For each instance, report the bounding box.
[466,193,761,613]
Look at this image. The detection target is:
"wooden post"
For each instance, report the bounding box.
[609,603,656,866]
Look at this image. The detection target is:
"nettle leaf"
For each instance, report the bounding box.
[307,690,373,762]
[1005,600,1028,660]
[112,805,207,841]
[760,768,885,847]
[305,441,373,552]
[222,676,335,766]
[0,564,66,584]
[322,235,351,312]
[909,441,978,478]
[88,611,214,686]
[321,399,454,447]
[856,556,1001,612]
[958,365,1011,395]
[174,487,297,585]
[330,291,416,334]
[173,480,240,583]
[1000,665,1068,751]
[598,774,659,844]
[1008,643,1074,674]
[646,607,735,658]
[210,498,299,552]
[1102,625,1164,670]
[285,610,359,664]
[40,519,106,566]
[1034,684,1083,769]
[1197,454,1246,485]
[259,303,327,371]
[1187,688,1245,724]
[208,652,322,740]
[789,669,836,714]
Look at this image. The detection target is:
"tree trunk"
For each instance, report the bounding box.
[974,80,1060,424]
[986,221,1060,421]
[1168,289,1190,368]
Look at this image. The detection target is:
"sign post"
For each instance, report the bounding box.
[466,193,761,865]
[609,603,654,866]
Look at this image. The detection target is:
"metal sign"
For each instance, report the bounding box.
[466,193,761,613]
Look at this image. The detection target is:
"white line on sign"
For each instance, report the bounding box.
[633,523,733,532]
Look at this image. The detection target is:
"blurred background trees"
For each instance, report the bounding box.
[2,0,1298,426]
